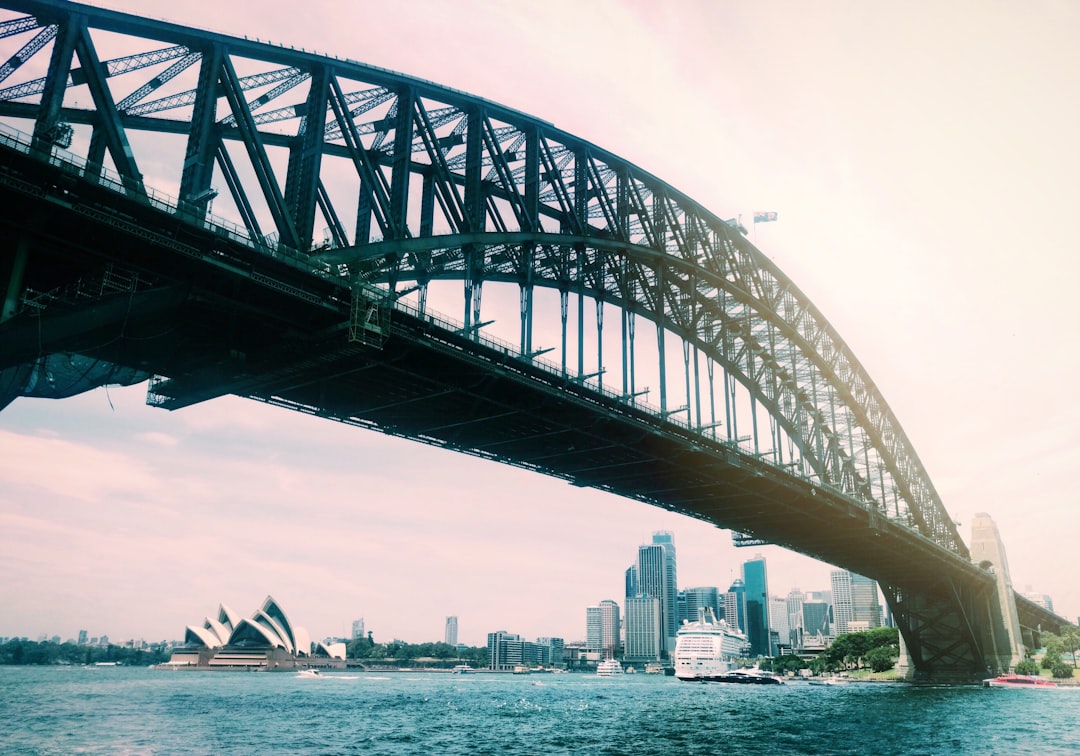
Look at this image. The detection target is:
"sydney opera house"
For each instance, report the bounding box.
[162,595,346,670]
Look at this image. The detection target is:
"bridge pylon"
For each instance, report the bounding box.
[968,512,1025,673]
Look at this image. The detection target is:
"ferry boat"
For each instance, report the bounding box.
[596,658,624,677]
[673,607,750,681]
[704,667,785,685]
[451,664,475,674]
[982,673,1058,688]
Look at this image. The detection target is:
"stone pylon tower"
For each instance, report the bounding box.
[968,512,1025,672]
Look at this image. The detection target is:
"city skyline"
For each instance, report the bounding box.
[2,1,1078,644]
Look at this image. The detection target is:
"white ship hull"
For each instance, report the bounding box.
[673,608,750,681]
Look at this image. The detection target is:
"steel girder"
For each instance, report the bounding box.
[0,0,964,557]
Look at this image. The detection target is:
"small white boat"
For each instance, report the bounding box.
[596,658,624,677]
[451,664,475,674]
[297,669,322,678]
[808,675,850,686]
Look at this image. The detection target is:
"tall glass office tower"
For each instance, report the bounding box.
[742,555,770,657]
[636,532,678,656]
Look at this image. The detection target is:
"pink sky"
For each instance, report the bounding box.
[1,0,1078,645]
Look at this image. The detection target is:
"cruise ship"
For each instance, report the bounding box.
[673,607,750,681]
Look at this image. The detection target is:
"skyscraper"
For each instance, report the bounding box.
[351,618,365,639]
[636,531,678,655]
[600,599,621,657]
[586,606,602,651]
[444,615,458,646]
[786,589,805,650]
[742,555,770,657]
[831,570,882,635]
[587,600,622,657]
[679,587,720,625]
[624,595,661,662]
[723,578,746,632]
[831,570,854,635]
[769,596,790,654]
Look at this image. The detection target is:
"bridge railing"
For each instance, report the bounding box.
[0,121,335,276]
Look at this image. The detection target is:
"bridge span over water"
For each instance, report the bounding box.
[0,0,1069,680]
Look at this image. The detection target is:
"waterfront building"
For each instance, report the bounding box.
[742,556,770,657]
[624,595,662,662]
[444,615,458,646]
[164,596,343,669]
[351,618,365,640]
[487,630,522,670]
[487,630,550,670]
[536,637,565,667]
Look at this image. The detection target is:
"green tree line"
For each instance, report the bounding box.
[346,633,488,667]
[0,638,171,666]
[761,627,901,675]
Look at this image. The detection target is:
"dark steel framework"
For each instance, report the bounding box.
[0,0,1070,678]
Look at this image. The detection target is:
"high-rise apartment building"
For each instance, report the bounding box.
[444,615,458,646]
[785,589,805,650]
[351,618,365,639]
[742,555,770,657]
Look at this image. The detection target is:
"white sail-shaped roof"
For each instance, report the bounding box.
[218,604,241,632]
[228,617,287,649]
[292,626,311,658]
[259,596,297,653]
[184,624,222,648]
[203,617,231,646]
[253,610,294,654]
[316,641,346,659]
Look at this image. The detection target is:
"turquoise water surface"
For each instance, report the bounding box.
[2,666,1079,755]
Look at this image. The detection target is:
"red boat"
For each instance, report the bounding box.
[982,674,1058,688]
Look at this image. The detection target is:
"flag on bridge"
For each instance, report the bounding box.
[753,211,778,223]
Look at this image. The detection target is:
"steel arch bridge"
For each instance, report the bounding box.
[0,0,1068,679]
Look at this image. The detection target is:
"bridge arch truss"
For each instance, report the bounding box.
[0,0,964,558]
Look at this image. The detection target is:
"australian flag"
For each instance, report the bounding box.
[753,211,778,223]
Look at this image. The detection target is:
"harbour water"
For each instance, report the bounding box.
[2,666,1079,755]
